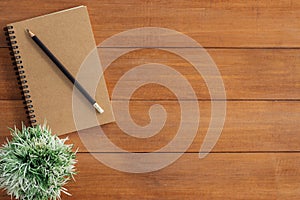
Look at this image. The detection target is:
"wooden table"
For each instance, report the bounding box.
[0,1,300,199]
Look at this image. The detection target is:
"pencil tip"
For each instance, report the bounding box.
[25,28,35,37]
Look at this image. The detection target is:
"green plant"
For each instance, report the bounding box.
[0,124,77,200]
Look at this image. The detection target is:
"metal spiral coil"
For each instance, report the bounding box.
[4,26,36,124]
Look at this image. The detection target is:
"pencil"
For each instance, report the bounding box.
[26,29,104,114]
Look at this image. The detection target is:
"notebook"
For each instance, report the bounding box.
[5,6,115,135]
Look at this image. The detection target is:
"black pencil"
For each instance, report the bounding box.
[26,29,104,113]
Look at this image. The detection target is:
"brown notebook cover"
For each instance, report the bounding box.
[5,6,115,135]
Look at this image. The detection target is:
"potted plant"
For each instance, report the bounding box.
[0,124,77,200]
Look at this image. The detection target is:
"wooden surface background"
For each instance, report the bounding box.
[0,0,300,199]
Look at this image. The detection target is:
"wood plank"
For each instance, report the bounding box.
[0,1,298,200]
[104,48,300,100]
[1,48,300,100]
[1,100,299,152]
[0,0,300,47]
[1,152,299,199]
[0,48,21,100]
[0,100,29,133]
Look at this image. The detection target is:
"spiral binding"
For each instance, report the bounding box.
[4,26,37,125]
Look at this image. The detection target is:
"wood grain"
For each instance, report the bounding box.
[1,48,300,100]
[1,100,299,153]
[1,152,299,200]
[0,0,300,47]
[0,0,299,199]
